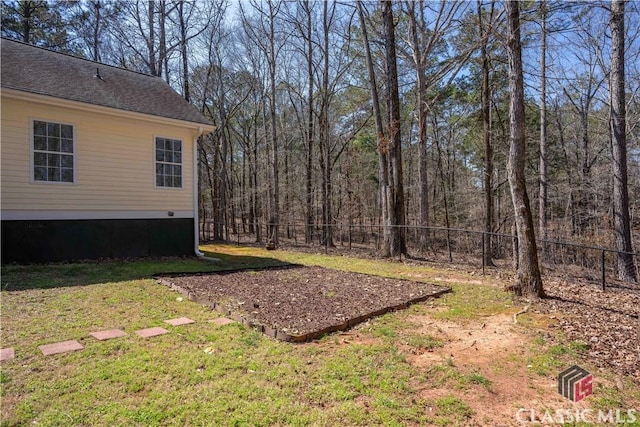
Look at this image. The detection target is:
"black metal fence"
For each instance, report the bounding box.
[201,220,639,291]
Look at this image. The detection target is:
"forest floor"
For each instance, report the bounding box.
[1,244,638,426]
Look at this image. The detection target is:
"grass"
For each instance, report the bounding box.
[1,250,439,426]
[404,334,443,350]
[432,394,474,426]
[465,372,493,391]
[2,244,639,426]
[528,336,590,376]
[431,283,514,321]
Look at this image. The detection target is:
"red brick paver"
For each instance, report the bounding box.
[90,329,127,341]
[0,348,15,361]
[135,327,168,338]
[39,340,84,356]
[209,318,235,326]
[164,317,195,326]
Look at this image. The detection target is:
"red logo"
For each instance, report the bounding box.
[573,373,593,402]
[558,365,593,402]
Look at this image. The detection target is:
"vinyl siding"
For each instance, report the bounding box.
[1,95,196,217]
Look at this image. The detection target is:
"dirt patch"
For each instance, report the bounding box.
[404,312,595,426]
[158,266,449,341]
[405,313,527,367]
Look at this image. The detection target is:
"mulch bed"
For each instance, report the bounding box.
[156,265,449,342]
[535,276,640,381]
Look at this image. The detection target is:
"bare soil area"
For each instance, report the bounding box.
[405,313,578,426]
[354,252,640,382]
[159,265,449,340]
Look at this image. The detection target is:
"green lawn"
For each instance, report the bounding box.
[1,245,638,426]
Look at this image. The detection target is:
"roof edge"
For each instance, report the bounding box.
[2,88,215,134]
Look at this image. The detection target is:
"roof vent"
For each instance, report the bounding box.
[95,67,104,81]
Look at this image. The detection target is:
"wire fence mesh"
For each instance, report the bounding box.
[200,220,639,291]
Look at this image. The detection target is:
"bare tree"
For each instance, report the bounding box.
[381,0,406,257]
[405,0,430,252]
[478,0,496,266]
[318,0,333,246]
[505,0,544,298]
[610,0,637,282]
[239,0,288,245]
[401,1,472,253]
[538,0,548,246]
[301,1,315,244]
[356,1,390,252]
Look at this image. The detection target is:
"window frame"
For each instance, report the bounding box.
[154,136,184,189]
[30,118,77,185]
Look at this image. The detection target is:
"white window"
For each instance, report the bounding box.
[32,120,75,183]
[155,137,182,188]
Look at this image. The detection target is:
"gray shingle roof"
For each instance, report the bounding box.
[1,38,211,126]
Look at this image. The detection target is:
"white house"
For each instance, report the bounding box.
[1,38,214,263]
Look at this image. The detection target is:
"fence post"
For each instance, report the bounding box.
[601,250,606,291]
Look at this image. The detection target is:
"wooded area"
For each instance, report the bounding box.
[2,0,639,294]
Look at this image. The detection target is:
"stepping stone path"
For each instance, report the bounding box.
[39,340,84,356]
[1,316,235,361]
[90,329,127,341]
[1,348,15,361]
[135,327,169,338]
[164,317,195,326]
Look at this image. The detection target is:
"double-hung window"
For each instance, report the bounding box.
[155,137,182,188]
[32,120,74,183]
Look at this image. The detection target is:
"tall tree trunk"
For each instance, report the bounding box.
[319,0,333,247]
[267,1,279,245]
[303,1,314,244]
[434,120,453,262]
[92,1,101,61]
[147,1,157,76]
[158,0,167,81]
[538,0,548,246]
[241,144,247,233]
[479,0,495,267]
[356,1,390,255]
[579,110,590,233]
[253,111,261,243]
[505,0,544,298]
[382,0,406,257]
[407,1,429,252]
[20,1,39,43]
[557,104,578,237]
[610,0,637,282]
[284,131,290,239]
[178,1,190,102]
